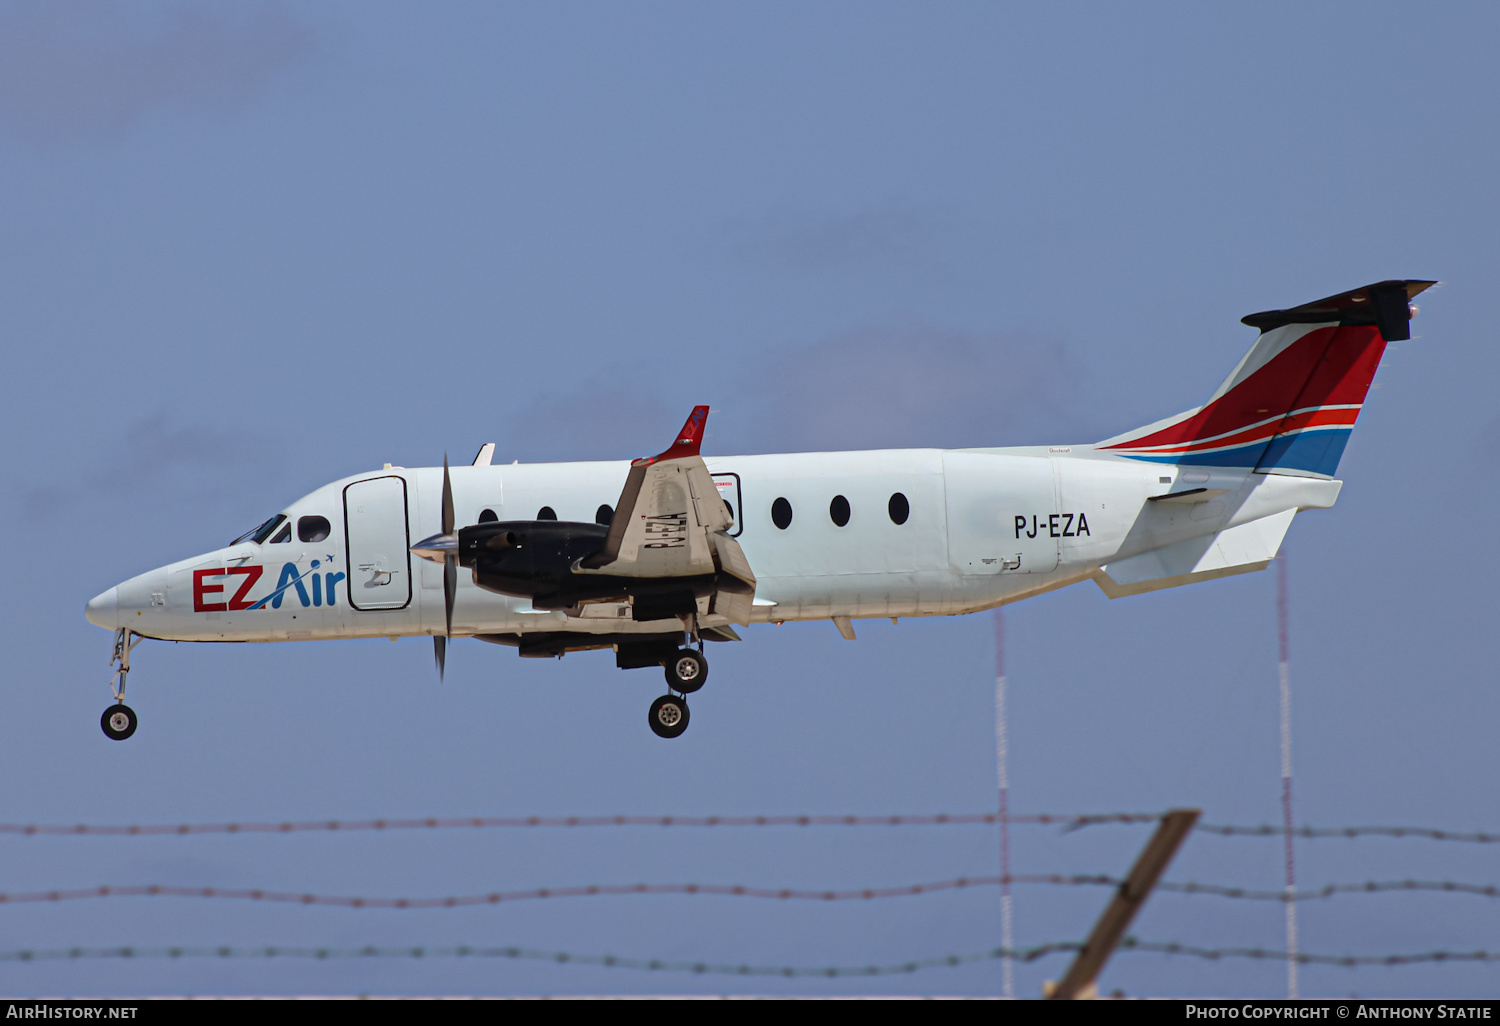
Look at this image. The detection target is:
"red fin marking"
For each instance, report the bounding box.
[1103,326,1383,451]
[641,405,710,464]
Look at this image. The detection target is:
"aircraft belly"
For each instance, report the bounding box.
[739,568,999,621]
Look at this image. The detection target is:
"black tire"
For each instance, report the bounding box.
[664,649,708,694]
[648,694,690,739]
[101,703,137,741]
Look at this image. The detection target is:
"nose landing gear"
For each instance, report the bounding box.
[102,704,137,741]
[101,628,142,742]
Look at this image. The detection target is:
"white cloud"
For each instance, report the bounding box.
[499,322,1098,461]
[749,323,1086,452]
[0,1,314,142]
[725,202,964,274]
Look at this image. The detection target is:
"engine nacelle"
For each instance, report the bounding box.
[461,520,731,620]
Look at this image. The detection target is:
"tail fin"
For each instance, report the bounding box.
[1098,280,1435,478]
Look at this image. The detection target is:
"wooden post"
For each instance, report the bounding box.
[1046,807,1201,999]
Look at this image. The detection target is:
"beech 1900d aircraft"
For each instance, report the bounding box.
[85,280,1433,740]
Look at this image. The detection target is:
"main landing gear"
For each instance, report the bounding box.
[647,627,707,739]
[648,693,690,739]
[101,628,142,742]
[664,648,707,693]
[648,647,704,739]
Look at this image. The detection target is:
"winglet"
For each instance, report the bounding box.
[637,405,709,465]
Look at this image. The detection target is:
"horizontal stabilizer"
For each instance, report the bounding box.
[1092,510,1295,599]
[1241,280,1435,340]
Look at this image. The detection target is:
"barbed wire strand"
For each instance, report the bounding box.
[0,813,1147,836]
[0,877,1055,909]
[2,876,1492,910]
[0,941,1493,974]
[0,942,1073,975]
[1158,876,1500,900]
[1158,879,1500,902]
[1195,823,1500,843]
[3,813,1494,842]
[1119,939,1500,968]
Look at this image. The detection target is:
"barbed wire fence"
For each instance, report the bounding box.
[2,811,1496,841]
[0,941,1495,975]
[0,874,1495,909]
[3,807,1495,989]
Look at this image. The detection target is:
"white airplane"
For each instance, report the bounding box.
[86,280,1432,740]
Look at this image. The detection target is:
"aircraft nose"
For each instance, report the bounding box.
[85,587,119,630]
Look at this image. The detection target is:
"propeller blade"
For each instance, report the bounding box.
[441,454,455,536]
[443,553,457,640]
[435,455,458,681]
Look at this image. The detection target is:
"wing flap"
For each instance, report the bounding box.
[709,530,754,589]
[708,585,753,627]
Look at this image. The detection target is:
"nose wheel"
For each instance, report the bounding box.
[101,704,138,741]
[648,694,690,739]
[101,628,143,741]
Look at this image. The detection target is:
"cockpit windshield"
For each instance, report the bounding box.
[231,514,288,546]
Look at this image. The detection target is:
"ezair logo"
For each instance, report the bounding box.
[193,560,347,612]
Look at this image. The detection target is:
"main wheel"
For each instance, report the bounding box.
[664,649,707,694]
[101,703,137,741]
[648,694,690,739]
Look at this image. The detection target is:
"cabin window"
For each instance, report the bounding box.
[595,504,614,526]
[723,499,735,521]
[298,516,331,543]
[829,494,851,527]
[269,522,292,544]
[771,497,793,530]
[537,506,557,521]
[888,492,910,525]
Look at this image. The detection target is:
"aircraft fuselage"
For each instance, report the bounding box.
[86,445,1339,645]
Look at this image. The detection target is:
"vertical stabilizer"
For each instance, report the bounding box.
[1097,281,1434,477]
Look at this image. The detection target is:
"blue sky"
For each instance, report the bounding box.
[2,1,1497,997]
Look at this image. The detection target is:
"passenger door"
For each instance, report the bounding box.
[344,476,412,610]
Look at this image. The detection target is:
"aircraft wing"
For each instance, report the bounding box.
[577,406,756,621]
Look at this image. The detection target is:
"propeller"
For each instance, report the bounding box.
[436,455,457,679]
[411,457,460,680]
